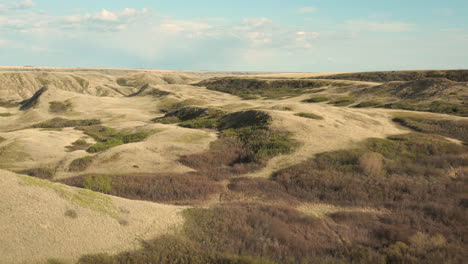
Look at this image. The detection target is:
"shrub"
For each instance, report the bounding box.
[295,112,324,120]
[183,204,339,262]
[358,152,385,177]
[392,114,468,143]
[76,126,116,141]
[353,100,383,108]
[268,133,468,206]
[180,127,298,180]
[196,77,347,99]
[118,219,129,226]
[152,115,180,124]
[66,139,91,152]
[64,209,78,218]
[180,118,220,129]
[154,107,225,128]
[384,100,467,117]
[78,235,277,264]
[158,98,206,113]
[60,173,222,204]
[47,259,68,264]
[329,96,355,106]
[33,118,101,128]
[218,110,272,130]
[69,156,95,172]
[87,138,124,153]
[76,126,154,153]
[302,96,330,103]
[49,101,72,114]
[84,175,113,194]
[20,167,56,179]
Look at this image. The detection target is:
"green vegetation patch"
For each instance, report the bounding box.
[19,167,56,179]
[60,173,222,204]
[329,96,355,106]
[353,100,384,108]
[183,204,326,263]
[196,77,348,100]
[383,100,468,117]
[0,136,5,144]
[392,113,468,143]
[180,113,299,180]
[66,139,92,152]
[78,234,277,264]
[84,175,113,194]
[49,100,73,114]
[312,69,468,82]
[76,125,156,153]
[302,96,330,103]
[295,112,324,120]
[218,110,272,130]
[270,132,467,206]
[32,118,101,128]
[69,156,95,172]
[127,84,174,97]
[153,107,225,129]
[179,118,220,129]
[0,113,13,117]
[158,98,206,113]
[21,175,119,218]
[223,127,298,163]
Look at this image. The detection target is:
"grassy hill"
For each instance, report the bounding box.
[0,68,466,264]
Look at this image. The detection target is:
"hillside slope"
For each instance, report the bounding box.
[0,169,185,264]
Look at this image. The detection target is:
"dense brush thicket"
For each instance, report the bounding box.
[196,78,348,99]
[60,173,221,204]
[313,70,468,82]
[392,114,468,143]
[219,133,468,263]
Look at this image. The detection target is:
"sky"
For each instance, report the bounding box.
[0,0,467,72]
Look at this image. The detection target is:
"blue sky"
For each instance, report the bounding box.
[0,0,467,71]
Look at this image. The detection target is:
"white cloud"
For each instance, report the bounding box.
[95,9,118,21]
[159,20,211,34]
[0,0,35,12]
[345,20,414,32]
[298,7,317,14]
[12,0,35,9]
[238,18,275,30]
[198,17,225,22]
[63,8,149,31]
